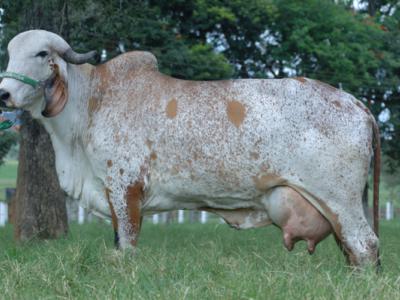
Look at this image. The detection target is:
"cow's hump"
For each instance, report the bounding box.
[104,51,158,73]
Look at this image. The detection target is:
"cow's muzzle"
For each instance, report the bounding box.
[0,71,57,111]
[0,89,10,103]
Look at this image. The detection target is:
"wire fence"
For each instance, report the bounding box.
[66,204,220,226]
[0,195,398,228]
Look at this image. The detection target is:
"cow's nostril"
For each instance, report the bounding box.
[0,89,10,101]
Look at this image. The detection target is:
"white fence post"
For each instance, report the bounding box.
[152,214,159,224]
[161,212,168,224]
[386,201,394,220]
[78,206,85,224]
[200,211,208,224]
[178,210,184,223]
[0,202,8,227]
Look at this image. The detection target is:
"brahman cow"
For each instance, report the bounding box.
[0,30,380,267]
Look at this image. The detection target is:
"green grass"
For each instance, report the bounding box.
[0,222,399,299]
[0,160,17,202]
[0,160,18,188]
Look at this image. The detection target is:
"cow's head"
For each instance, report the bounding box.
[0,30,96,117]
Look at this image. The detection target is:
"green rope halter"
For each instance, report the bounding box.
[0,71,41,88]
[0,120,14,130]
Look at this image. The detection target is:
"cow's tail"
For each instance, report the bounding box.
[371,117,381,238]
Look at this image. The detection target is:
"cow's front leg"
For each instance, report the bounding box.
[108,182,144,250]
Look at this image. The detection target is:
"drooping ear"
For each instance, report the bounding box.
[41,64,68,118]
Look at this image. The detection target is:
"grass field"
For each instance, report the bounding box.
[0,221,399,299]
[0,160,18,186]
[0,160,18,202]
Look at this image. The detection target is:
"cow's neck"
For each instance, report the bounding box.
[37,63,92,141]
[36,63,95,200]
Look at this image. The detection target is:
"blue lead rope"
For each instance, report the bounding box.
[0,110,23,131]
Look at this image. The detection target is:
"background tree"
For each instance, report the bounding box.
[1,1,69,241]
[14,112,67,240]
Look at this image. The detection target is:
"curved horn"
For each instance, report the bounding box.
[46,32,97,64]
[61,48,98,65]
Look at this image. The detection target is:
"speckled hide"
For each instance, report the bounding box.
[83,52,377,264]
[0,31,380,268]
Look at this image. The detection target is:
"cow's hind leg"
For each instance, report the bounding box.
[310,193,379,268]
[336,215,378,268]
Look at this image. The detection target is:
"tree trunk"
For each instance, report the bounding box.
[11,1,70,242]
[14,112,68,241]
[368,0,378,16]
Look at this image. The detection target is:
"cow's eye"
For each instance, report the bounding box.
[36,51,48,58]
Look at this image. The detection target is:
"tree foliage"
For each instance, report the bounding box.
[1,0,400,167]
[1,0,234,79]
[0,131,17,166]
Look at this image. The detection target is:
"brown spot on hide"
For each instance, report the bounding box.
[150,151,157,160]
[294,77,307,83]
[106,176,112,183]
[253,173,287,191]
[145,139,154,149]
[166,98,178,119]
[126,182,144,246]
[250,152,260,160]
[332,100,342,108]
[107,160,113,167]
[227,100,246,128]
[119,168,124,175]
